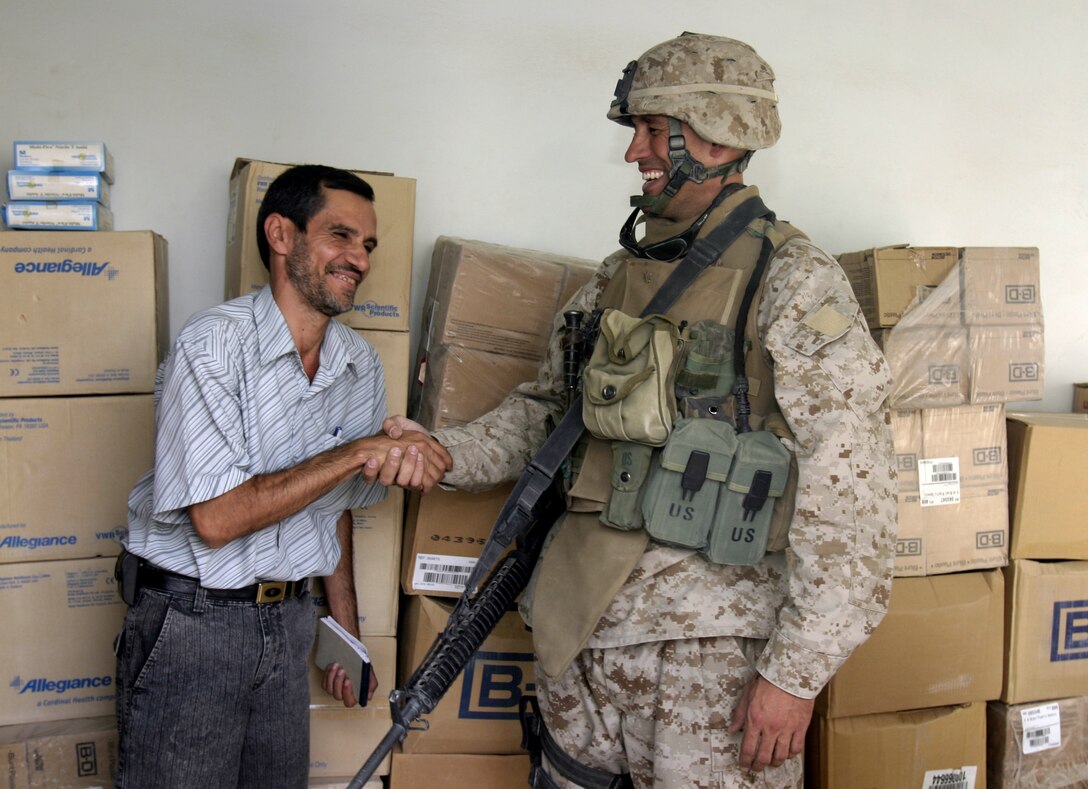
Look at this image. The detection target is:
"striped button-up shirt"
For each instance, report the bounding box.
[125,285,387,588]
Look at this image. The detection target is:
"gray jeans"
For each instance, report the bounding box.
[114,585,315,789]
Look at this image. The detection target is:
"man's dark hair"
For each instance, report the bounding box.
[256,164,376,269]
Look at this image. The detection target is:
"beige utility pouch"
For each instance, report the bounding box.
[582,309,681,447]
[641,417,738,550]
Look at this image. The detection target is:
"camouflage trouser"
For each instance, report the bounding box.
[534,636,804,789]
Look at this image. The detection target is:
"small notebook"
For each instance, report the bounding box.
[315,615,371,707]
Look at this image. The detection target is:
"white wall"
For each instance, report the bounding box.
[2,0,1084,411]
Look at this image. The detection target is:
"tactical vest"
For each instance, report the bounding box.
[568,214,803,553]
[530,198,806,679]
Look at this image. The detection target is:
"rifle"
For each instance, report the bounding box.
[348,193,772,787]
[346,441,569,787]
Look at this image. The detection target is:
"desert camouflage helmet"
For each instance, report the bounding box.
[608,32,780,151]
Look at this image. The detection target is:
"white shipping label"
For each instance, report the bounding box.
[919,456,961,507]
[412,553,476,594]
[1021,702,1062,754]
[921,766,976,789]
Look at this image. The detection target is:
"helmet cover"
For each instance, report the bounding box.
[608,32,780,150]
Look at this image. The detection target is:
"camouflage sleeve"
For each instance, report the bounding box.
[434,254,624,493]
[753,238,898,698]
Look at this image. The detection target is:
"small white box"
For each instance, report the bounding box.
[7,171,111,204]
[4,201,113,230]
[13,141,114,182]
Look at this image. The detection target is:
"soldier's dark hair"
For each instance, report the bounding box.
[256,165,375,270]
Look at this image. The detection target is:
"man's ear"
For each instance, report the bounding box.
[264,213,296,258]
[708,143,746,165]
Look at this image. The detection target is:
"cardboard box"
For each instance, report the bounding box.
[890,404,1008,576]
[420,236,596,362]
[308,780,382,789]
[13,142,114,182]
[876,322,1044,409]
[967,325,1045,403]
[352,490,403,637]
[1006,413,1088,560]
[836,245,959,328]
[817,570,1004,718]
[0,230,168,396]
[808,703,985,789]
[861,246,1044,409]
[390,752,531,788]
[7,171,111,204]
[1075,383,1088,415]
[308,707,393,779]
[0,395,154,564]
[959,247,1042,326]
[414,344,540,430]
[987,696,1088,789]
[877,324,969,408]
[894,487,1008,577]
[225,158,413,331]
[398,595,534,754]
[401,484,513,597]
[1003,560,1088,704]
[892,404,1008,493]
[0,558,125,726]
[354,329,410,416]
[4,201,113,231]
[0,716,117,788]
[308,493,403,638]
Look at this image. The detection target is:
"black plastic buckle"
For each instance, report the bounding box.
[742,470,773,521]
[612,60,638,114]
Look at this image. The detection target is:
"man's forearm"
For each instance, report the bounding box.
[187,434,410,549]
[324,510,359,636]
[187,440,365,548]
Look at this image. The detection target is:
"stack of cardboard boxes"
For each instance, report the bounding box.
[0,227,167,786]
[987,412,1088,787]
[393,237,596,786]
[4,142,114,230]
[805,246,1045,788]
[224,158,416,787]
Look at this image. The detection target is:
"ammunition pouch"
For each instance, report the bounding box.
[640,417,791,566]
[582,309,681,447]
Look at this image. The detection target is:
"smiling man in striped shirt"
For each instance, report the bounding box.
[115,165,451,789]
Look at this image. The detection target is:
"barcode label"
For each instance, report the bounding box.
[1021,702,1061,753]
[919,457,961,507]
[413,553,477,594]
[922,766,976,789]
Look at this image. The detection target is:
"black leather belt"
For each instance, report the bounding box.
[137,562,307,604]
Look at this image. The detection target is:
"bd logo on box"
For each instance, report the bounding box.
[458,650,535,720]
[1051,600,1088,662]
[1004,284,1036,304]
[928,365,960,385]
[1008,362,1039,382]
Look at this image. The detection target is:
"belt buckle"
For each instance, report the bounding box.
[256,581,291,604]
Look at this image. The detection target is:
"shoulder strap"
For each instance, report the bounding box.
[732,220,805,431]
[643,195,772,315]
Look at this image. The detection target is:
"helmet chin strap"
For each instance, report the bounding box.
[631,117,753,215]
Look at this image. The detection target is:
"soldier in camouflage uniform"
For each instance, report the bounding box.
[411,33,897,788]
